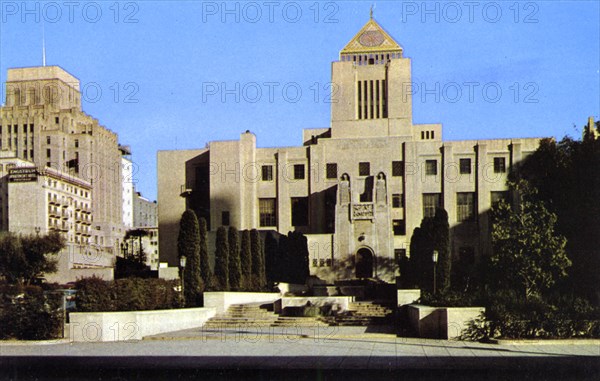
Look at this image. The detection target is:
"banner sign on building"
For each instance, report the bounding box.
[9,167,38,183]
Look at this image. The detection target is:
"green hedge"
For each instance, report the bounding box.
[75,277,182,312]
[0,285,63,340]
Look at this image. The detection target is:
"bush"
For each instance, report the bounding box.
[0,285,63,340]
[75,277,181,312]
[419,290,477,307]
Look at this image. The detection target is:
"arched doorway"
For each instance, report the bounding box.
[355,248,374,278]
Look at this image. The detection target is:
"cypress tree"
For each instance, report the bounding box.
[240,230,252,290]
[264,231,278,285]
[177,210,203,306]
[214,226,229,290]
[432,208,451,292]
[250,229,266,291]
[228,227,242,290]
[198,217,212,290]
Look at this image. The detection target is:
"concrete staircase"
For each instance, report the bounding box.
[271,316,330,328]
[202,303,279,329]
[322,301,395,326]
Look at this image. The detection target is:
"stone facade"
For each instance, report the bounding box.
[157,18,542,283]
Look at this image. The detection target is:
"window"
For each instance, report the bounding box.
[47,136,51,144]
[259,198,276,227]
[425,160,437,175]
[75,139,79,148]
[423,193,441,218]
[491,191,509,208]
[393,220,406,236]
[359,162,370,176]
[30,150,33,159]
[55,117,59,124]
[221,211,230,226]
[459,158,471,174]
[261,165,273,181]
[494,157,506,173]
[394,249,407,264]
[326,163,337,179]
[392,194,403,208]
[293,164,305,180]
[23,124,27,133]
[46,149,51,158]
[291,197,309,226]
[457,192,476,222]
[392,161,404,177]
[30,124,34,132]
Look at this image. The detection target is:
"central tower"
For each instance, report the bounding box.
[331,18,413,139]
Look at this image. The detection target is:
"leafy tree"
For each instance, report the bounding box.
[240,230,252,290]
[177,210,203,306]
[408,226,431,290]
[250,229,266,291]
[285,232,309,284]
[228,227,242,290]
[123,229,149,264]
[490,179,571,299]
[0,232,63,286]
[214,226,229,290]
[517,125,600,303]
[198,217,212,290]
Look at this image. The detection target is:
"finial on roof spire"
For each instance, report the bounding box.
[370,5,374,19]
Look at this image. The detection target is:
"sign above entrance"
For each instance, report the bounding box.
[352,203,374,220]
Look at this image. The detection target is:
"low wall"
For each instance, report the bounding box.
[274,296,354,314]
[397,289,421,307]
[407,304,484,339]
[203,292,281,314]
[275,283,309,295]
[69,307,216,342]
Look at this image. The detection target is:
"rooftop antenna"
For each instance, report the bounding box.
[42,21,46,66]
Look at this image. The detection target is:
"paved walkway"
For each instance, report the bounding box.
[1,327,598,380]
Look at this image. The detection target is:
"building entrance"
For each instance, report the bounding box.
[355,248,374,278]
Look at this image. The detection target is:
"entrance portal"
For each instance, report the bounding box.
[355,248,374,278]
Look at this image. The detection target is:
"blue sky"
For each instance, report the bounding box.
[1,1,599,201]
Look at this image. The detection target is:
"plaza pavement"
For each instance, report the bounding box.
[0,326,598,380]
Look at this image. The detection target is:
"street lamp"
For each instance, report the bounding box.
[179,256,187,307]
[432,250,439,294]
[34,227,41,236]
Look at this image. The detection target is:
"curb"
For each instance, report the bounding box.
[0,338,70,346]
[489,338,600,345]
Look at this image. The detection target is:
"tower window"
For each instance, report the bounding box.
[393,220,406,236]
[259,198,277,227]
[459,158,471,174]
[326,163,338,179]
[55,117,59,124]
[392,161,404,177]
[423,193,441,218]
[425,160,438,175]
[261,165,273,181]
[494,157,506,173]
[457,192,476,222]
[293,164,305,180]
[221,211,230,226]
[359,162,370,176]
[392,194,403,208]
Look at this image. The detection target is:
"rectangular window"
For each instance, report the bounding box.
[261,165,273,181]
[392,161,404,177]
[491,191,509,208]
[494,157,506,173]
[291,197,309,226]
[30,124,34,132]
[221,211,230,226]
[326,163,337,179]
[457,192,476,222]
[23,124,27,133]
[392,193,403,208]
[259,198,277,227]
[359,162,370,176]
[293,164,305,180]
[47,136,51,144]
[393,220,406,236]
[357,81,362,119]
[423,193,441,218]
[46,149,51,158]
[425,160,438,175]
[459,158,471,174]
[55,117,59,124]
[75,139,79,148]
[30,150,33,159]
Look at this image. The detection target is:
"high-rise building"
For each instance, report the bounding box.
[0,66,125,281]
[158,18,542,282]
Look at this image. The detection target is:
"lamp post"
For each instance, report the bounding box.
[432,250,439,294]
[179,256,187,307]
[34,227,40,236]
